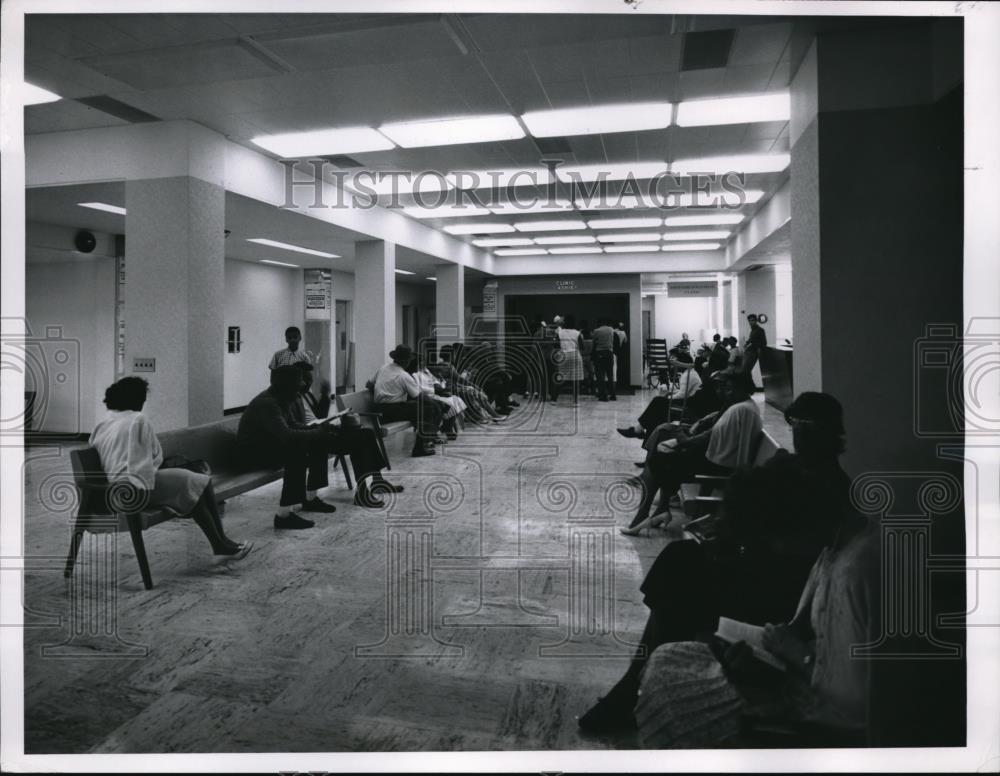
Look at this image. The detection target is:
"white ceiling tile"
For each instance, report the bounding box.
[677,68,727,100]
[721,64,776,94]
[627,35,683,74]
[727,22,792,66]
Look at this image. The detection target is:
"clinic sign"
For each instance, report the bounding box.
[667,281,717,298]
[555,280,577,291]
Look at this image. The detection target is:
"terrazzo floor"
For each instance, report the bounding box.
[20,391,790,754]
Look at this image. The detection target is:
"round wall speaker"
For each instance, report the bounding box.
[74,230,97,253]
[757,313,769,323]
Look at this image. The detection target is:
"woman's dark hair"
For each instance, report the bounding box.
[103,376,149,411]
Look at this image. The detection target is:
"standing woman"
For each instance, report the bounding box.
[554,314,585,405]
[89,377,252,559]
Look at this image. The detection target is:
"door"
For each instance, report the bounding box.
[334,299,353,394]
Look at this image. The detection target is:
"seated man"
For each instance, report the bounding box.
[411,355,465,440]
[294,362,402,507]
[369,344,443,457]
[237,365,340,530]
[621,372,761,534]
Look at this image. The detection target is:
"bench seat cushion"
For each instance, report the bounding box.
[381,420,411,437]
[211,468,283,501]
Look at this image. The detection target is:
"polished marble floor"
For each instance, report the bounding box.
[21,391,789,754]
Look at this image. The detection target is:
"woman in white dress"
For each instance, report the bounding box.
[88,377,252,559]
[554,314,585,404]
[413,356,467,439]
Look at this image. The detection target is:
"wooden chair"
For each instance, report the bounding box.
[645,339,670,388]
[65,447,172,590]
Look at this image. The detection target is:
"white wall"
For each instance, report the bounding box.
[223,259,304,409]
[740,266,779,345]
[774,264,794,344]
[25,222,116,434]
[652,295,715,346]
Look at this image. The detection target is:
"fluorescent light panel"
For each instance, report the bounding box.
[670,154,790,175]
[395,269,416,275]
[512,219,587,232]
[379,115,524,148]
[260,259,300,268]
[357,172,449,197]
[534,235,596,245]
[446,168,555,190]
[604,245,661,253]
[78,201,126,215]
[664,214,745,227]
[521,102,672,138]
[555,162,669,183]
[548,246,603,254]
[495,248,549,256]
[587,217,663,229]
[427,277,437,281]
[247,238,338,258]
[251,127,394,157]
[402,204,493,219]
[23,82,61,105]
[676,93,790,127]
[661,243,721,251]
[661,230,731,241]
[472,237,535,247]
[443,222,515,235]
[596,233,661,243]
[488,199,573,215]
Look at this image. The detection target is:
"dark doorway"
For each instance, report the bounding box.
[505,293,632,389]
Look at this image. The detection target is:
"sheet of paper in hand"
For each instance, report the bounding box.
[715,617,787,672]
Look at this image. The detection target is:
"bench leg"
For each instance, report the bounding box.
[337,454,354,490]
[378,436,391,471]
[63,518,86,579]
[125,514,154,590]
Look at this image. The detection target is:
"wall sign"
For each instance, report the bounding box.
[304,269,332,320]
[667,281,718,298]
[555,280,577,291]
[482,280,498,313]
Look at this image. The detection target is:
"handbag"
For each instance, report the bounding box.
[339,411,362,429]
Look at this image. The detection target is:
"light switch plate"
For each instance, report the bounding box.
[133,357,155,372]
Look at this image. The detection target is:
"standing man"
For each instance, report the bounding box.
[269,326,311,370]
[743,314,768,389]
[592,318,618,402]
[370,344,443,457]
[613,321,628,388]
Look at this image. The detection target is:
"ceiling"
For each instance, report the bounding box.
[25,182,467,284]
[24,12,797,266]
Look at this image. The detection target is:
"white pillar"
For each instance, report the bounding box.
[125,176,225,430]
[354,240,396,387]
[434,264,465,354]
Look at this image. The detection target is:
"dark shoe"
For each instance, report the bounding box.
[509,400,520,407]
[274,513,314,530]
[301,497,337,513]
[446,430,458,440]
[610,395,617,401]
[497,407,512,415]
[354,484,385,508]
[412,444,436,457]
[616,427,641,439]
[599,397,609,402]
[577,696,637,735]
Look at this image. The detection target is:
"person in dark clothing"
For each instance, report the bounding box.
[237,365,339,530]
[742,314,768,386]
[293,362,402,508]
[578,391,850,736]
[369,344,443,457]
[591,317,619,401]
[707,333,731,376]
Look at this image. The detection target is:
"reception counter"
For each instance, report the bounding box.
[760,345,794,412]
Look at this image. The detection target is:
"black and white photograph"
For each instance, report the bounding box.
[1,0,998,772]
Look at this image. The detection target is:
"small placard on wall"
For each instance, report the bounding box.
[227,325,241,353]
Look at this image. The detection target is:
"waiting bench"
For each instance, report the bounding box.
[65,415,352,590]
[334,390,413,469]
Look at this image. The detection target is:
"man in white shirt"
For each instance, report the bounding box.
[370,344,443,457]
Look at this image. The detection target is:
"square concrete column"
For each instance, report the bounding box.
[354,239,396,386]
[433,264,465,354]
[124,176,224,430]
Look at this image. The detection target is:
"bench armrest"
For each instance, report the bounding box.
[693,474,730,484]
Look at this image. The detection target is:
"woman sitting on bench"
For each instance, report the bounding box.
[89,377,253,560]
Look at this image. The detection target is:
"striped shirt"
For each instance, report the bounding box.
[268,348,311,370]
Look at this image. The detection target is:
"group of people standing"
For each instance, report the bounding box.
[531,316,628,403]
